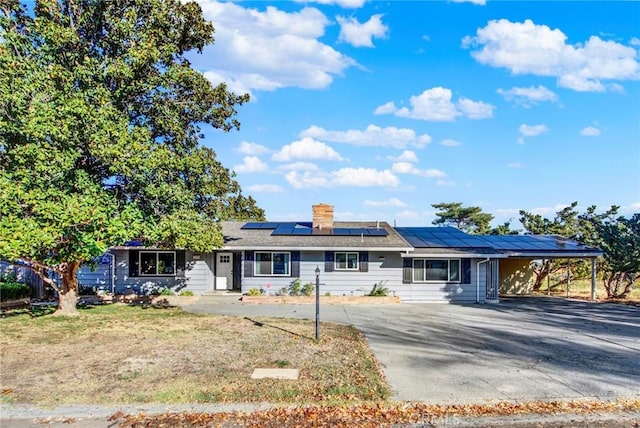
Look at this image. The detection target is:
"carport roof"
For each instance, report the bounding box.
[395,227,602,258]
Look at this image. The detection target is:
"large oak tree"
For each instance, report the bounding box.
[0,0,264,315]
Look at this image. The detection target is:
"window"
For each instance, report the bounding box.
[140,251,176,276]
[255,252,290,276]
[413,259,460,282]
[335,252,358,270]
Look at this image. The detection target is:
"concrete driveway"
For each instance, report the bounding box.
[185,296,640,404]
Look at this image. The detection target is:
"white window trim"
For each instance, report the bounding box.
[254,251,291,277]
[335,252,359,271]
[412,258,461,283]
[139,251,177,276]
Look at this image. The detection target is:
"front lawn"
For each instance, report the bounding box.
[0,304,390,406]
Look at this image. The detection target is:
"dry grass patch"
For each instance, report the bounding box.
[0,304,389,406]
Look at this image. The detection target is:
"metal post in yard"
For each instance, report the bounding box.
[315,266,320,341]
[566,263,571,298]
[591,258,597,301]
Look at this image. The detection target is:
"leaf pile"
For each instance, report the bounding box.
[115,398,640,427]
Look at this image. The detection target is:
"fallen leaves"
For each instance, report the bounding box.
[114,398,640,427]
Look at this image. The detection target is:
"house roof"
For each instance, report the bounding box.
[221,221,412,251]
[395,227,603,258]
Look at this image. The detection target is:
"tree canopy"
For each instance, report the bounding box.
[431,202,494,235]
[0,0,264,314]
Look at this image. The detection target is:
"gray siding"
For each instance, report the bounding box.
[398,260,487,303]
[111,249,185,294]
[183,252,214,294]
[240,253,488,303]
[77,262,112,292]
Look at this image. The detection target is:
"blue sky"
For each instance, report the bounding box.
[192,0,640,227]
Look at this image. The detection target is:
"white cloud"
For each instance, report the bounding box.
[276,162,320,171]
[463,19,640,92]
[294,0,366,8]
[517,136,525,145]
[247,184,284,193]
[233,156,269,173]
[195,1,357,94]
[337,14,388,48]
[375,87,494,122]
[519,124,549,137]
[364,198,408,208]
[272,137,344,161]
[529,204,573,216]
[436,180,455,187]
[391,162,447,178]
[620,202,640,214]
[497,85,559,107]
[373,101,397,115]
[457,97,495,119]
[451,0,486,4]
[388,150,419,163]
[333,168,399,186]
[300,124,431,148]
[580,126,601,137]
[507,162,524,169]
[396,210,421,220]
[237,141,270,155]
[440,139,462,147]
[630,37,640,46]
[285,168,399,189]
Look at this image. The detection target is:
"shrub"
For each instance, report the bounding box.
[277,287,288,296]
[324,291,331,297]
[247,288,262,296]
[179,290,194,296]
[78,284,98,295]
[0,280,31,301]
[288,278,302,296]
[159,288,175,296]
[301,282,314,296]
[368,281,389,296]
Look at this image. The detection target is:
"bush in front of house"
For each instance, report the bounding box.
[368,281,390,296]
[301,282,314,296]
[0,273,31,301]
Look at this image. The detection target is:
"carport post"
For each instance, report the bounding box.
[590,258,597,301]
[546,260,551,296]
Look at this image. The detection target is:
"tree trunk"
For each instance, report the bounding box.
[532,260,551,291]
[54,261,80,317]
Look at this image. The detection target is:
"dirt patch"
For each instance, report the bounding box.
[0,304,389,406]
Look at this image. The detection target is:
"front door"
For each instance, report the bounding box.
[216,252,233,290]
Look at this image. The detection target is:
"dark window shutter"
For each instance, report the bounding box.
[291,251,300,277]
[324,251,334,273]
[402,258,412,284]
[244,251,254,278]
[176,251,186,271]
[129,250,139,277]
[359,251,369,272]
[461,259,471,284]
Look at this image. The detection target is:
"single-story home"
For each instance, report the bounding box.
[76,203,602,303]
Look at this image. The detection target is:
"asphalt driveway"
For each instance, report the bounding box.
[186,296,640,404]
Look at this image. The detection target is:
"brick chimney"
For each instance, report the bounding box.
[312,203,334,231]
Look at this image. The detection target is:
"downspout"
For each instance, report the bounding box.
[476,258,490,303]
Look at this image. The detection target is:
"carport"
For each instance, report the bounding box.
[473,235,604,300]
